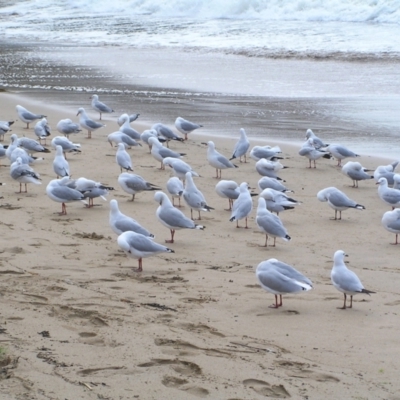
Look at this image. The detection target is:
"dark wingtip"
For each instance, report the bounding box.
[233,164,239,168]
[285,235,291,241]
[229,216,235,222]
[229,156,236,161]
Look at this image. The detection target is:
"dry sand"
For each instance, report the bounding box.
[0,90,399,399]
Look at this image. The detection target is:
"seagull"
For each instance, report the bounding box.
[250,145,282,161]
[230,128,250,163]
[342,161,373,188]
[317,187,365,220]
[298,138,331,168]
[148,137,185,170]
[77,107,105,138]
[382,208,400,245]
[0,120,14,141]
[376,177,400,209]
[140,129,166,152]
[326,143,359,167]
[109,199,154,237]
[331,250,375,309]
[256,258,312,308]
[117,230,174,272]
[90,94,114,120]
[259,188,300,214]
[0,144,7,166]
[374,161,399,185]
[255,158,287,179]
[51,136,81,158]
[118,114,141,140]
[16,105,46,129]
[255,197,291,246]
[108,131,141,148]
[116,143,134,172]
[18,137,51,155]
[118,172,161,201]
[46,177,86,215]
[9,146,44,165]
[216,180,258,211]
[56,118,81,138]
[203,140,238,179]
[162,157,199,181]
[183,172,214,220]
[229,182,253,228]
[33,117,51,145]
[5,134,19,160]
[10,157,41,193]
[393,174,400,190]
[152,123,184,147]
[166,177,184,207]
[69,177,114,208]
[215,180,241,211]
[257,177,292,193]
[175,117,202,141]
[53,145,70,178]
[117,113,139,126]
[305,129,328,149]
[154,191,205,243]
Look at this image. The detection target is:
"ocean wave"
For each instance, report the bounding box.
[2,0,400,24]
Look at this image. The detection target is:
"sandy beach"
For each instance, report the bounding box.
[0,88,399,400]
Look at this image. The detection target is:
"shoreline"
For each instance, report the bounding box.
[0,88,399,399]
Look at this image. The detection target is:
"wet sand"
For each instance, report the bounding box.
[0,88,399,399]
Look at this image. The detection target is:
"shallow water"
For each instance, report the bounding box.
[1,41,399,159]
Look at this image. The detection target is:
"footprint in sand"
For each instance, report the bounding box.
[243,378,290,398]
[138,358,202,377]
[274,360,340,382]
[162,375,209,398]
[154,338,231,358]
[174,322,226,338]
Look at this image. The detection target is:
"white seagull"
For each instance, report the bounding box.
[342,161,373,188]
[34,118,51,144]
[46,177,86,215]
[154,191,205,243]
[250,145,282,161]
[56,118,81,138]
[305,129,328,149]
[255,158,287,179]
[117,113,139,126]
[117,230,174,272]
[175,117,202,141]
[331,250,375,309]
[116,143,134,172]
[298,138,331,168]
[152,122,184,147]
[53,145,70,178]
[255,197,291,247]
[118,113,141,140]
[317,187,365,220]
[230,128,250,163]
[162,157,199,181]
[376,177,400,209]
[90,94,114,120]
[118,173,161,201]
[148,137,185,170]
[326,143,359,167]
[109,199,154,237]
[256,258,312,308]
[166,177,184,207]
[203,140,238,179]
[16,105,46,129]
[382,208,400,245]
[183,172,214,220]
[108,131,141,148]
[229,182,253,228]
[77,107,105,138]
[10,157,41,193]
